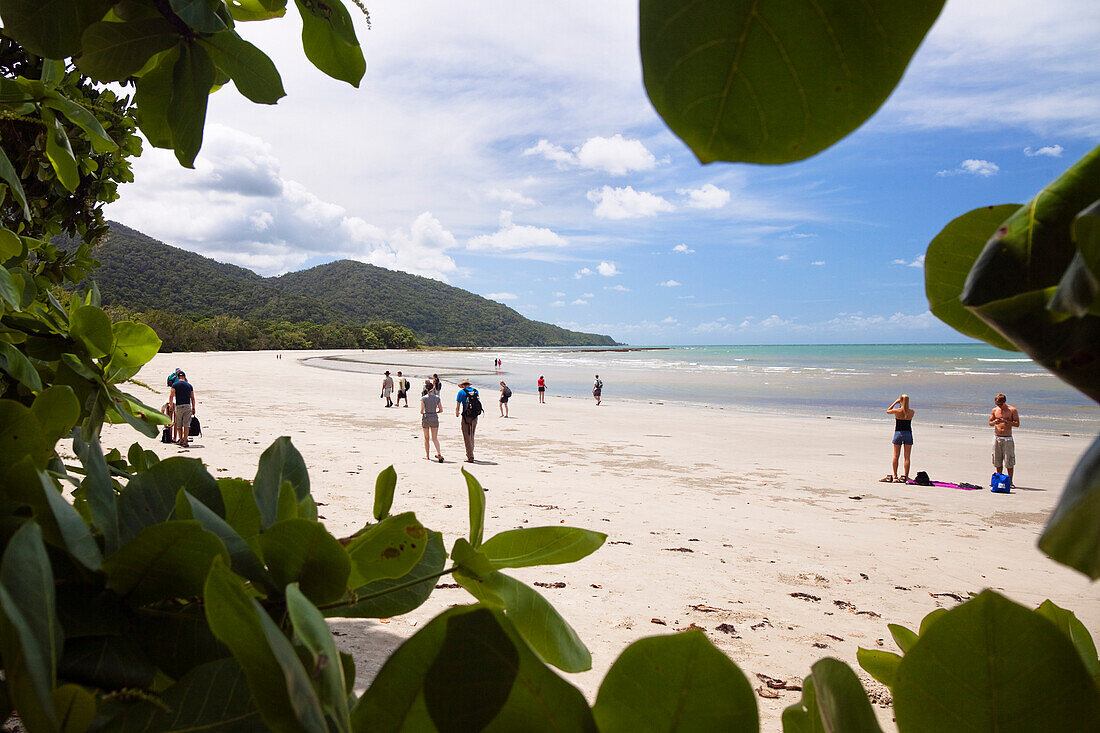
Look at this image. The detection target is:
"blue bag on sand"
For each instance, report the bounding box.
[991,472,1011,493]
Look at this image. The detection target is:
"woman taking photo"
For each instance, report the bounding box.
[882,394,914,483]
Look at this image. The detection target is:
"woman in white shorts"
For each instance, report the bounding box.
[421,380,444,462]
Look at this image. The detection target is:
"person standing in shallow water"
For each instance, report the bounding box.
[882,394,914,483]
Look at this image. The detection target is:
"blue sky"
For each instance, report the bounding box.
[106,1,1100,345]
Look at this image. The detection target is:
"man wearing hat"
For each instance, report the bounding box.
[381,370,394,407]
[455,378,482,462]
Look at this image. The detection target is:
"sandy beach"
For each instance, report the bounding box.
[104,350,1099,729]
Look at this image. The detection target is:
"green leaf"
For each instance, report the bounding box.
[199,30,285,104]
[118,456,223,545]
[481,526,606,569]
[103,520,228,605]
[893,590,1098,731]
[855,647,901,689]
[462,467,485,547]
[293,0,365,86]
[41,107,80,191]
[107,320,161,370]
[639,0,945,165]
[1049,252,1100,317]
[1039,434,1100,579]
[458,570,590,673]
[0,146,31,220]
[91,657,262,731]
[887,623,918,653]
[70,305,114,358]
[204,557,327,733]
[373,464,397,520]
[275,480,299,521]
[52,683,96,733]
[353,605,596,732]
[253,436,310,529]
[0,268,21,310]
[924,204,1022,351]
[1075,199,1100,278]
[593,629,757,732]
[1035,600,1100,680]
[59,635,156,690]
[0,0,115,58]
[134,46,179,149]
[42,96,118,154]
[219,477,262,540]
[37,469,103,571]
[286,584,351,733]
[783,658,882,733]
[0,227,21,261]
[259,518,350,605]
[174,489,274,590]
[0,523,61,733]
[330,530,445,619]
[78,18,181,82]
[168,41,216,167]
[0,400,52,469]
[74,434,120,554]
[108,390,168,438]
[170,0,231,32]
[226,0,288,22]
[918,607,947,635]
[345,511,428,588]
[31,386,80,443]
[0,340,43,392]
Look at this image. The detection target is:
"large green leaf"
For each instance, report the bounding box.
[0,340,43,392]
[226,0,288,22]
[0,400,52,469]
[170,0,231,33]
[352,605,596,732]
[78,18,181,81]
[1039,434,1100,579]
[783,658,882,733]
[855,647,901,689]
[330,530,445,619]
[41,109,80,192]
[253,436,310,529]
[134,46,179,149]
[0,0,114,58]
[41,95,118,154]
[924,204,1022,351]
[69,305,113,358]
[74,434,120,554]
[0,146,31,219]
[52,683,96,733]
[168,41,216,167]
[373,464,397,520]
[0,228,21,261]
[218,477,262,540]
[31,386,80,443]
[593,629,757,732]
[286,584,350,733]
[293,0,365,86]
[1035,599,1100,679]
[0,523,61,733]
[893,590,1098,731]
[174,490,274,590]
[0,267,21,310]
[480,526,606,569]
[639,0,945,164]
[462,467,485,547]
[345,511,428,588]
[58,635,156,690]
[204,558,327,733]
[960,144,1100,402]
[199,30,285,104]
[258,518,350,605]
[118,457,222,545]
[456,570,590,673]
[103,520,228,605]
[107,320,161,370]
[37,469,103,571]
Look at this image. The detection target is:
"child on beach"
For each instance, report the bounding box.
[882,394,914,482]
[421,379,443,462]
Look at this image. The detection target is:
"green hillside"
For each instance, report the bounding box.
[71,223,616,347]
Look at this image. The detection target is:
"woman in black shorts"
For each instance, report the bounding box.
[882,394,914,482]
[537,375,546,404]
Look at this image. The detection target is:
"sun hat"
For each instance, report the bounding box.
[458,378,472,386]
[384,370,390,375]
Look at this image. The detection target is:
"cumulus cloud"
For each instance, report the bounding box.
[658,279,681,287]
[487,187,537,206]
[571,298,589,305]
[551,300,566,307]
[552,291,566,297]
[581,292,595,298]
[587,186,674,219]
[574,267,593,279]
[109,125,459,279]
[1024,145,1064,157]
[811,260,826,266]
[596,260,620,276]
[605,284,631,292]
[937,159,1000,177]
[660,316,678,324]
[524,134,656,175]
[893,254,926,268]
[486,292,518,301]
[672,243,694,254]
[776,254,790,261]
[678,183,730,209]
[467,210,569,252]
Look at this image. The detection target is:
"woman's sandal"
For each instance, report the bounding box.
[878,475,894,482]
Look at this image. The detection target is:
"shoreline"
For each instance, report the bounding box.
[104,350,1098,729]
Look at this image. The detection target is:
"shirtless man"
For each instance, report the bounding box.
[989,393,1020,487]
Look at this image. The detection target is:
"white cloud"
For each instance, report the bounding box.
[486,292,518,301]
[893,254,926,268]
[672,243,694,254]
[658,279,681,287]
[677,183,730,209]
[1024,145,1064,157]
[552,291,565,297]
[574,267,593,279]
[596,260,620,276]
[487,187,537,206]
[660,316,678,324]
[811,260,826,266]
[605,284,631,292]
[782,232,817,239]
[525,134,656,175]
[582,292,594,298]
[587,186,674,219]
[571,298,589,305]
[936,159,1000,177]
[776,254,790,261]
[551,300,565,307]
[467,210,569,252]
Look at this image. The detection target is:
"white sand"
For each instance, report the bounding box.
[104,350,1098,728]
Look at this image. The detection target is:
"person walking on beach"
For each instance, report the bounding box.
[592,375,603,405]
[381,371,394,407]
[455,378,483,462]
[537,375,546,404]
[170,369,196,448]
[881,394,914,483]
[990,393,1019,487]
[421,379,444,462]
[499,380,511,417]
[433,374,442,393]
[396,371,409,407]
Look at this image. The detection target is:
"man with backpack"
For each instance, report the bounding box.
[499,380,511,417]
[396,371,410,407]
[593,374,603,405]
[169,368,196,447]
[455,378,483,462]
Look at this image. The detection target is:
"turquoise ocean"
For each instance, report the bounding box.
[307,344,1098,435]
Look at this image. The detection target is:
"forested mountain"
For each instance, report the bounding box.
[68,223,616,347]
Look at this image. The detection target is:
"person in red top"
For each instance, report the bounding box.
[537,375,546,404]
